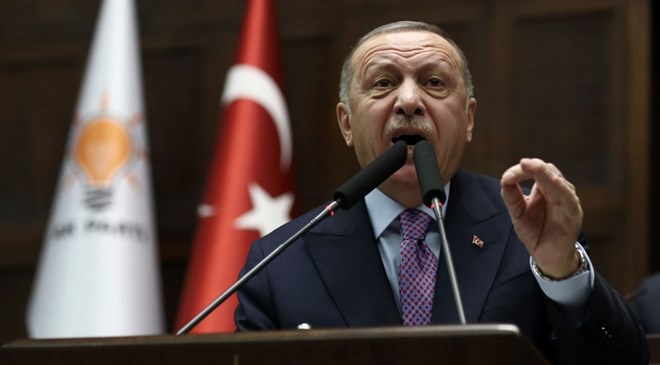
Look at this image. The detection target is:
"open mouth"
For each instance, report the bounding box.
[391,134,425,146]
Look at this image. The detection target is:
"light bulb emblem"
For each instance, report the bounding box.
[75,118,131,187]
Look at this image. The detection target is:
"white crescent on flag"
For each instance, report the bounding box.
[220,64,292,170]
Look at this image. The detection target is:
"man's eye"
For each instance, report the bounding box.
[374,79,392,87]
[427,77,444,87]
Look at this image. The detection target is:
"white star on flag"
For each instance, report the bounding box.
[234,183,294,237]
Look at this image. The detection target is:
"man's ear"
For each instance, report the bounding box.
[336,102,353,146]
[466,97,477,143]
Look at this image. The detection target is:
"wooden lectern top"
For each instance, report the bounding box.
[1,324,550,364]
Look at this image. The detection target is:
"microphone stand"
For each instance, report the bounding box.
[176,201,340,335]
[430,196,466,325]
[413,140,466,325]
[176,140,407,335]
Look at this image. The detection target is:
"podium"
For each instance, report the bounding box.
[1,324,552,364]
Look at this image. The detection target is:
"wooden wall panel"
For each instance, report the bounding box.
[512,11,630,290]
[490,0,648,294]
[0,57,82,266]
[143,47,208,241]
[284,36,343,210]
[513,14,617,185]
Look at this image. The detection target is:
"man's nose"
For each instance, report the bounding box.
[394,80,425,116]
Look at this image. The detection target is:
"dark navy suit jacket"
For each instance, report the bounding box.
[632,272,660,334]
[235,169,648,364]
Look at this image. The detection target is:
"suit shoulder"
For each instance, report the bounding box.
[457,168,502,189]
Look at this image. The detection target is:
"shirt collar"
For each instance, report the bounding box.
[364,182,450,239]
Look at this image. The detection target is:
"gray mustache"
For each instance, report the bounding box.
[383,117,434,137]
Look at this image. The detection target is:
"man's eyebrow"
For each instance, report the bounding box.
[418,59,455,73]
[360,60,399,79]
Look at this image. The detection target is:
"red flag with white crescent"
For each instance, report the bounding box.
[176,0,296,333]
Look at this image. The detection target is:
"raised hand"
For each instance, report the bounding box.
[500,158,583,279]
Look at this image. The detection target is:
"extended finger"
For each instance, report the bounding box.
[519,158,574,204]
[501,167,527,219]
[501,163,532,186]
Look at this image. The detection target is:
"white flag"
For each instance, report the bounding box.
[26,0,164,338]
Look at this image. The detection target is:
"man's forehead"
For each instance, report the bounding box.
[352,30,460,67]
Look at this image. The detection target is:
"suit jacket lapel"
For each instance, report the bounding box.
[432,169,510,324]
[306,200,402,327]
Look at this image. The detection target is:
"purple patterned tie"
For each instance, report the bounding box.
[399,209,436,326]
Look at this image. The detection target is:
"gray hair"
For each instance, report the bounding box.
[338,21,474,112]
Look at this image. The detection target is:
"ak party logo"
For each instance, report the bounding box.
[67,93,147,211]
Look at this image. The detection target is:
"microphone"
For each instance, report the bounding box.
[413,140,466,325]
[334,139,408,209]
[177,140,408,335]
[413,140,447,206]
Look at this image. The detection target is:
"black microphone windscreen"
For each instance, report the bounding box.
[333,140,407,209]
[413,140,447,206]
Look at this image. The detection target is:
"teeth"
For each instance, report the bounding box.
[392,134,425,145]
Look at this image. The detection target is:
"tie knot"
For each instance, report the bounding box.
[400,209,432,241]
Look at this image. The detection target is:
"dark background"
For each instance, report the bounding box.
[0,0,656,343]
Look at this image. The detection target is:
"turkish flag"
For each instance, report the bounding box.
[176,0,296,333]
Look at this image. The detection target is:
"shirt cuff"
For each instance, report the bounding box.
[529,242,594,308]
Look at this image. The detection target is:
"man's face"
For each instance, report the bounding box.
[336,30,476,207]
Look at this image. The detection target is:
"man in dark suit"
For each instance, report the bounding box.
[235,21,648,364]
